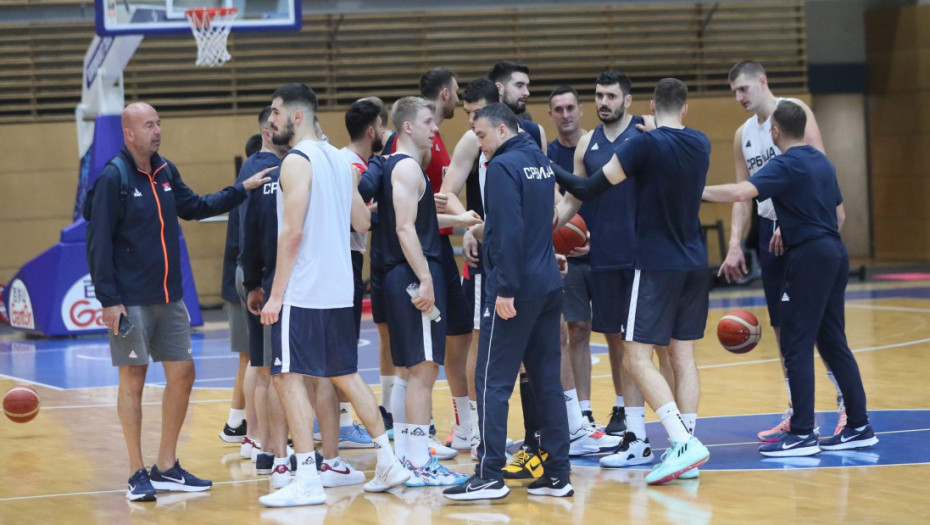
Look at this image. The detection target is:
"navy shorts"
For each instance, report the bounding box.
[440,235,473,336]
[759,217,786,327]
[370,264,387,324]
[384,260,448,367]
[463,271,485,331]
[590,269,634,334]
[562,259,593,323]
[352,250,365,339]
[625,269,710,346]
[271,305,358,377]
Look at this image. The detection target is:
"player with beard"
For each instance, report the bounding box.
[258,84,410,507]
[487,60,546,153]
[555,71,667,468]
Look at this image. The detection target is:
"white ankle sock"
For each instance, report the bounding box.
[656,402,691,443]
[681,413,697,435]
[615,396,625,408]
[453,396,471,434]
[227,408,245,427]
[408,424,431,467]
[579,399,591,412]
[339,403,352,427]
[373,433,394,466]
[626,407,646,439]
[392,379,408,461]
[380,375,395,412]
[564,389,586,433]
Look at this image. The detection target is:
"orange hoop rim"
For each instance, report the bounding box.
[184,6,238,17]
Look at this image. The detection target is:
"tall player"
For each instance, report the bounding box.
[487,60,547,154]
[259,83,409,507]
[724,61,847,441]
[555,72,656,465]
[376,96,475,486]
[555,78,712,484]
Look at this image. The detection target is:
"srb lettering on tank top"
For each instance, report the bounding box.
[263,181,279,195]
[523,164,554,180]
[746,146,777,172]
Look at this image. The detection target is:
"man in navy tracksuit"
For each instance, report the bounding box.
[444,103,572,501]
[703,100,878,456]
[85,102,270,501]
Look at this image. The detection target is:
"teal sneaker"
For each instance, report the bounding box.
[644,436,709,485]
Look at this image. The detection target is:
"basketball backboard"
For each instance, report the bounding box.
[95,0,301,36]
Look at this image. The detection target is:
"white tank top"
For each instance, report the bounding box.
[339,147,369,253]
[741,98,784,220]
[278,139,354,309]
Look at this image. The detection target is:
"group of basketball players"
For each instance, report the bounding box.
[207,60,878,507]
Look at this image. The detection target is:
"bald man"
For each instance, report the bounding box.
[85,102,272,502]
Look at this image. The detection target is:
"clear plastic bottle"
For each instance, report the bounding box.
[406,282,442,322]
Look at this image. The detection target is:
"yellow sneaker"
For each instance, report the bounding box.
[502,449,547,479]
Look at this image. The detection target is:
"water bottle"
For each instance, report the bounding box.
[406,282,442,322]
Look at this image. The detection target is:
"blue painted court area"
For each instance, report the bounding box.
[570,410,929,471]
[4,284,930,390]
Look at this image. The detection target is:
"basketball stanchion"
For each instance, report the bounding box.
[185,7,238,67]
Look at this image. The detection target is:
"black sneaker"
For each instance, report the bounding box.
[820,424,879,451]
[219,420,247,443]
[605,406,627,436]
[256,452,274,474]
[442,475,510,501]
[379,405,394,433]
[582,410,595,427]
[527,475,574,497]
[126,468,156,501]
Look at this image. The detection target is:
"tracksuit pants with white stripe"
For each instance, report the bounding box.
[474,289,570,481]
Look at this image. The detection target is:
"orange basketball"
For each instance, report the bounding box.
[3,385,40,423]
[717,310,761,354]
[553,214,587,255]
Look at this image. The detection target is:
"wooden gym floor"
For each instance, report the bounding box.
[2,274,929,524]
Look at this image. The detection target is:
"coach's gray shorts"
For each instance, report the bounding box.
[226,300,249,355]
[109,301,192,366]
[562,258,593,323]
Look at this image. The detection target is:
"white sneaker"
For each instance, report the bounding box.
[429,435,458,460]
[259,476,326,507]
[569,426,621,457]
[320,457,365,488]
[599,432,654,467]
[363,457,411,493]
[240,437,255,459]
[270,464,291,489]
[446,427,472,451]
[250,440,263,463]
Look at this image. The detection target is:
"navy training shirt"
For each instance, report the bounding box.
[483,132,562,300]
[376,153,443,272]
[548,138,590,263]
[582,118,644,271]
[239,152,282,294]
[616,126,710,271]
[748,145,843,248]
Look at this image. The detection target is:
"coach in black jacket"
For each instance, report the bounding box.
[444,103,572,502]
[85,102,269,502]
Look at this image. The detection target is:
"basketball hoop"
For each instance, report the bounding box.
[184,7,238,67]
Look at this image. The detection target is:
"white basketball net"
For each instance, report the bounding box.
[185,7,238,67]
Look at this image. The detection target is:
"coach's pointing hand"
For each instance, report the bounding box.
[242,165,277,191]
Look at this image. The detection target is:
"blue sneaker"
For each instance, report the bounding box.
[149,460,212,492]
[339,422,374,449]
[126,468,156,501]
[405,456,469,487]
[759,432,820,457]
[644,436,709,485]
[820,424,878,451]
